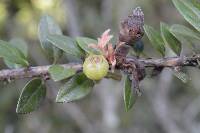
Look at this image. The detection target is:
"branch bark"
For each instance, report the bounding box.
[138,54,200,67]
[0,63,82,81]
[0,55,199,81]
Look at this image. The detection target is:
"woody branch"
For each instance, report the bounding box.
[0,55,199,81]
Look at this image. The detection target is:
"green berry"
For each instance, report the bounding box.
[83,55,109,80]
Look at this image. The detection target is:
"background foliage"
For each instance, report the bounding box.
[1,0,200,133]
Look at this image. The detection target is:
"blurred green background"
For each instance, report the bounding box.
[0,0,200,133]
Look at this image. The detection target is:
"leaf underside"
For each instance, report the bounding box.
[16,78,46,114]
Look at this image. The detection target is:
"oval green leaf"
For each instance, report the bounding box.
[160,22,182,55]
[16,78,46,114]
[48,65,76,82]
[172,0,200,32]
[144,25,165,56]
[76,37,100,55]
[0,40,28,67]
[4,60,24,69]
[10,38,28,57]
[47,34,84,58]
[4,38,28,68]
[38,15,63,63]
[170,24,200,41]
[124,76,137,112]
[56,73,94,103]
[171,68,190,83]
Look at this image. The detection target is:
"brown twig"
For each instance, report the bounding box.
[0,63,82,81]
[137,54,200,67]
[0,55,199,81]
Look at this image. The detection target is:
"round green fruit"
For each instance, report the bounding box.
[83,55,109,80]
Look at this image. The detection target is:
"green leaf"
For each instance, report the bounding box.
[144,25,165,56]
[192,0,200,9]
[48,65,76,82]
[172,68,190,83]
[4,38,28,69]
[4,60,24,69]
[56,73,94,103]
[16,78,46,114]
[47,34,84,58]
[170,24,200,41]
[172,0,200,32]
[38,15,63,63]
[160,22,181,55]
[76,37,100,54]
[10,38,28,57]
[0,40,29,66]
[123,76,137,112]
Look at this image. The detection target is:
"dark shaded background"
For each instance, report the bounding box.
[0,0,200,133]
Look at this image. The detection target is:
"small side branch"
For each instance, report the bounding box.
[0,55,199,81]
[138,54,200,67]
